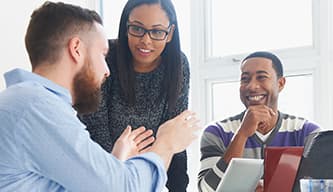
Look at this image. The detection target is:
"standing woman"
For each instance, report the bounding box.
[80,0,190,191]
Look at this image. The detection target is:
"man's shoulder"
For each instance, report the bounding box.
[1,81,67,113]
[204,112,244,135]
[219,112,244,124]
[279,112,320,132]
[279,112,306,121]
[1,82,42,106]
[0,82,53,127]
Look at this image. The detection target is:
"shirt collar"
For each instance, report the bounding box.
[4,68,72,105]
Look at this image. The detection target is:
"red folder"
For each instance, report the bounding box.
[264,147,304,192]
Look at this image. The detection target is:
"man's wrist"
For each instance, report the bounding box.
[149,141,174,169]
[235,130,250,141]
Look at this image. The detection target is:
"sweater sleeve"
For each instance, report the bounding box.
[198,124,229,192]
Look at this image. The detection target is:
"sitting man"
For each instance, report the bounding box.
[0,2,200,192]
[198,51,320,192]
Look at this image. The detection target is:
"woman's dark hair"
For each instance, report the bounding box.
[116,0,182,111]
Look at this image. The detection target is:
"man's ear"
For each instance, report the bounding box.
[278,76,286,92]
[166,24,175,43]
[68,37,83,66]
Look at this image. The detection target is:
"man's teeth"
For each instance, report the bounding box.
[248,95,264,101]
[139,48,151,53]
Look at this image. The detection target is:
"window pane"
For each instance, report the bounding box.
[279,74,313,120]
[212,74,313,121]
[173,0,191,58]
[102,0,127,39]
[210,0,312,57]
[212,81,245,120]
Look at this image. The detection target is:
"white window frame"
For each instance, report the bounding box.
[314,0,333,131]
[191,0,333,129]
[189,2,333,191]
[83,0,100,10]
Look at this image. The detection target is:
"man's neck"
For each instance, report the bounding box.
[33,63,73,95]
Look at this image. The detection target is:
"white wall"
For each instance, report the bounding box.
[0,1,36,89]
[0,0,97,90]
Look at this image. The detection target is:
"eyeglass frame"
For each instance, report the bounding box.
[126,22,172,41]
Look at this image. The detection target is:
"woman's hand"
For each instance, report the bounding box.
[112,126,155,161]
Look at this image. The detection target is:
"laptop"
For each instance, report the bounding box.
[293,131,333,191]
[216,158,264,192]
[264,147,304,192]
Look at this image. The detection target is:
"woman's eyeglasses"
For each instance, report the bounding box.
[127,24,170,41]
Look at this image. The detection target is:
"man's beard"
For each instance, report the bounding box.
[72,60,102,114]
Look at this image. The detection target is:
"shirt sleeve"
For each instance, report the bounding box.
[198,125,229,192]
[16,98,167,192]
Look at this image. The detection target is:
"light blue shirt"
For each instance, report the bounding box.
[0,69,167,192]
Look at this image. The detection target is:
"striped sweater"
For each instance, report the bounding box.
[198,111,320,192]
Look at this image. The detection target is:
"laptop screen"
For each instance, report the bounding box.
[264,146,304,192]
[293,131,333,191]
[216,158,263,192]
